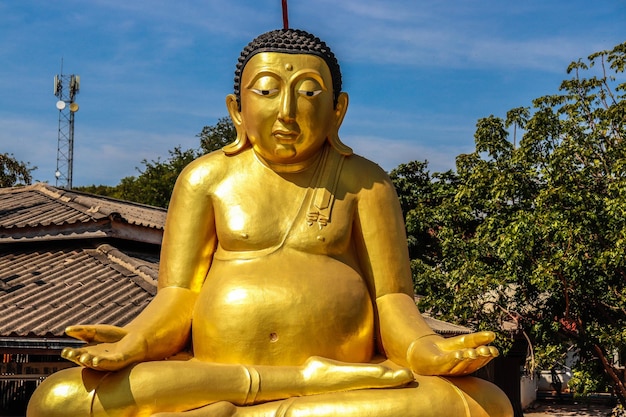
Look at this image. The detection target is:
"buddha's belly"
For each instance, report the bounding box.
[192,251,374,366]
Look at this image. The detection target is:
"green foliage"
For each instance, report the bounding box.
[389,161,460,264]
[115,146,198,208]
[569,359,610,398]
[393,42,626,402]
[74,184,121,199]
[198,117,237,154]
[0,153,35,187]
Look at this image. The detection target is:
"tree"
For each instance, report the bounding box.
[0,153,35,187]
[198,116,237,154]
[389,161,461,272]
[73,184,120,199]
[397,42,626,405]
[116,146,198,208]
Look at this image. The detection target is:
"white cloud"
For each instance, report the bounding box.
[306,0,622,73]
[344,134,469,174]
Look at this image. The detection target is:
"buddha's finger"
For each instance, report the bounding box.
[61,347,96,365]
[60,347,75,359]
[455,346,494,361]
[465,349,480,360]
[90,355,109,369]
[65,325,97,342]
[444,331,495,350]
[66,324,127,343]
[78,352,95,367]
[476,345,499,357]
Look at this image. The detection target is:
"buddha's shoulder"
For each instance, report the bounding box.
[342,153,392,184]
[177,149,247,187]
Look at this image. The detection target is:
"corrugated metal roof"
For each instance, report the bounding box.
[0,243,157,338]
[415,295,472,335]
[423,315,472,335]
[0,183,166,244]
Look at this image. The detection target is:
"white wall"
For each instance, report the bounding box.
[521,375,538,409]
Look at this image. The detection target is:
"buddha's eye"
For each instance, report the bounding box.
[249,76,280,97]
[298,89,322,97]
[251,88,279,97]
[297,79,323,98]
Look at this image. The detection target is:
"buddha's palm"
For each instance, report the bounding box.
[409,331,499,376]
[61,324,148,371]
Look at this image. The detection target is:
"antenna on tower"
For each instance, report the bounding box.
[53,60,80,189]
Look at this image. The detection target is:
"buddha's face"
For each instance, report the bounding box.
[232,52,343,166]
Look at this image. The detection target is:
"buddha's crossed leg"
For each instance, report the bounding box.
[27,357,413,417]
[153,374,512,417]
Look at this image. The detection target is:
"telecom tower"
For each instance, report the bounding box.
[54,70,80,189]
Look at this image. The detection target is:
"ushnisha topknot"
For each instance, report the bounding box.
[234,29,342,109]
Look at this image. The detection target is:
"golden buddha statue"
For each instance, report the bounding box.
[27,29,513,417]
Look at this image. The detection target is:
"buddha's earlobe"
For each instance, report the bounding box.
[328,92,352,156]
[223,94,249,155]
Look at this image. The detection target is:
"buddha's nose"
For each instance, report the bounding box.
[278,91,296,123]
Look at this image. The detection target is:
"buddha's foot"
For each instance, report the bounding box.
[151,401,238,417]
[151,401,282,417]
[300,356,413,395]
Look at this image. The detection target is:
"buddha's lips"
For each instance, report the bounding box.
[272,130,299,142]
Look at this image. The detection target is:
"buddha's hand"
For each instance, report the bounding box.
[61,324,148,371]
[407,331,498,376]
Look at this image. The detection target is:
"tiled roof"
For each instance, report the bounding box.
[0,242,157,338]
[0,183,166,244]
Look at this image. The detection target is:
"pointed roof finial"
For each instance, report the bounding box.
[282,0,289,29]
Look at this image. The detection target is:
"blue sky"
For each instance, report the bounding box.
[1,0,624,187]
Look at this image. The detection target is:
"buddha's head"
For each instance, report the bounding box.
[225,29,352,164]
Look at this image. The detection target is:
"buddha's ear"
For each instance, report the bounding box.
[223,94,248,155]
[226,94,243,128]
[328,92,353,156]
[334,92,349,129]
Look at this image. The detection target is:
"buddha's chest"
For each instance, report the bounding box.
[212,173,356,255]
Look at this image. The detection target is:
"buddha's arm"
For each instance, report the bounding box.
[157,156,217,293]
[63,157,218,370]
[352,169,434,359]
[353,167,497,376]
[134,157,218,355]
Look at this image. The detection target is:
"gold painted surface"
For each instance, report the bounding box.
[27,50,513,417]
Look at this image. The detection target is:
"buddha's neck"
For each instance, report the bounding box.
[253,150,323,174]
